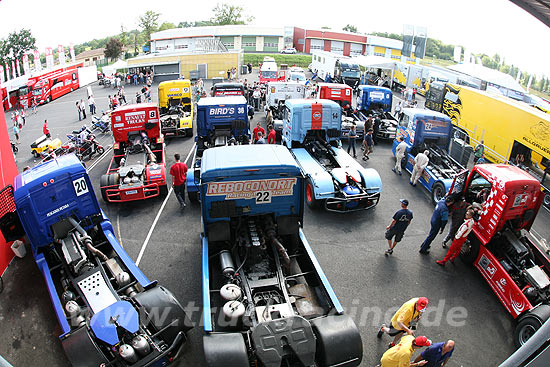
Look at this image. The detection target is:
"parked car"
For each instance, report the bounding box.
[281,47,297,54]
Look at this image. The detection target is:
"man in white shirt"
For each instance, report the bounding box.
[393,137,408,175]
[410,150,429,186]
[436,209,475,266]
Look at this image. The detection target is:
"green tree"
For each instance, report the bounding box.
[158,22,176,31]
[342,24,358,33]
[500,64,511,74]
[321,26,331,29]
[211,3,253,25]
[131,31,143,55]
[104,38,123,60]
[138,10,161,47]
[2,29,36,76]
[119,25,130,47]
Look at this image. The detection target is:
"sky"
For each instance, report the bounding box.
[1,0,550,76]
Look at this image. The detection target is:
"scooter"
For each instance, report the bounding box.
[67,129,104,160]
[91,112,111,133]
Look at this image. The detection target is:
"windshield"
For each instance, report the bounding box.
[261,71,277,79]
[214,87,244,96]
[342,70,361,78]
[291,74,306,81]
[32,88,43,96]
[18,87,29,96]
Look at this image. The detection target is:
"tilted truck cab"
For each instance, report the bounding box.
[186,96,250,202]
[158,80,194,137]
[0,154,191,366]
[282,99,382,212]
[199,144,363,367]
[447,164,550,347]
[357,85,397,140]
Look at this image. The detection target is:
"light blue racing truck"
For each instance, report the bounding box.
[282,99,382,212]
[199,144,363,367]
[392,108,468,204]
[0,154,192,366]
[186,96,250,202]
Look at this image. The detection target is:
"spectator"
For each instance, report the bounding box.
[253,121,265,143]
[111,95,118,109]
[437,209,475,266]
[133,73,138,86]
[267,125,276,144]
[31,97,38,114]
[43,120,51,138]
[474,140,485,162]
[13,123,20,144]
[380,335,431,367]
[76,101,82,121]
[377,297,430,347]
[393,136,407,175]
[256,131,266,144]
[365,116,374,132]
[108,95,113,110]
[419,196,453,254]
[475,155,486,165]
[266,109,273,128]
[80,99,87,119]
[20,109,26,126]
[373,113,381,145]
[253,88,261,111]
[88,95,96,115]
[248,104,254,121]
[410,150,429,187]
[395,101,402,119]
[347,124,357,158]
[170,153,188,213]
[136,92,142,104]
[384,199,413,255]
[118,87,127,105]
[247,62,252,73]
[362,129,374,161]
[442,197,468,248]
[413,340,455,367]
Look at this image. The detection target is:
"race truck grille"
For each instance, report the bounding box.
[325,191,381,213]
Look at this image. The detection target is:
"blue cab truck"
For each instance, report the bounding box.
[199,144,363,367]
[282,99,382,212]
[356,85,398,140]
[186,96,250,202]
[0,154,192,367]
[392,108,465,204]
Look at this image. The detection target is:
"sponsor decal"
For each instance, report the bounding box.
[510,292,526,315]
[206,178,297,201]
[124,111,146,124]
[168,88,180,92]
[311,103,323,130]
[47,203,70,217]
[209,107,235,116]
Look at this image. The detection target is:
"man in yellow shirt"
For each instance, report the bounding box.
[380,335,431,367]
[377,297,429,346]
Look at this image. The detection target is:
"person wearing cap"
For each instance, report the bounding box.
[393,136,408,176]
[413,340,454,367]
[385,199,413,255]
[410,150,430,187]
[377,297,429,346]
[419,196,453,254]
[380,335,431,367]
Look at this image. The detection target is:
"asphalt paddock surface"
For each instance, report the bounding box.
[2,77,550,366]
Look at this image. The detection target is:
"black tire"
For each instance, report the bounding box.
[544,192,550,209]
[188,191,199,203]
[514,316,542,348]
[96,146,104,155]
[33,150,39,158]
[431,182,446,205]
[460,237,480,264]
[305,178,320,209]
[185,128,193,137]
[47,96,51,103]
[100,174,110,203]
[159,184,168,197]
[242,135,250,145]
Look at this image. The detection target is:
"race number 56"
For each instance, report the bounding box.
[73,177,89,196]
[255,191,271,204]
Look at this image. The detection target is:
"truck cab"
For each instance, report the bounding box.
[186,96,250,202]
[266,82,306,140]
[357,85,398,142]
[0,155,191,366]
[100,104,167,203]
[212,82,245,97]
[199,144,363,367]
[158,80,194,137]
[282,99,382,212]
[315,83,358,138]
[447,164,550,347]
[334,60,361,89]
[393,108,466,203]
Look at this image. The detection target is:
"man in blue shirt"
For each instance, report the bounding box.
[419,196,453,254]
[414,340,455,367]
[385,199,413,255]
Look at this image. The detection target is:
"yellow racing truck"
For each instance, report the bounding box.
[158,80,194,137]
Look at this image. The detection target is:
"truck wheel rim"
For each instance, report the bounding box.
[520,324,537,344]
[306,184,313,203]
[434,186,444,201]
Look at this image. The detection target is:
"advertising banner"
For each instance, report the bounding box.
[58,44,66,65]
[402,24,414,58]
[45,47,54,69]
[70,43,76,62]
[22,54,30,75]
[33,49,42,71]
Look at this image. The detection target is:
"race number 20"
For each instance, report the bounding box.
[73,177,89,196]
[255,191,271,204]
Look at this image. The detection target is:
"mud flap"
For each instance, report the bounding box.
[251,315,316,367]
[311,315,363,367]
[0,185,25,242]
[62,327,108,367]
[203,333,249,367]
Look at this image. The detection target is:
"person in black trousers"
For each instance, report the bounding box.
[347,124,357,158]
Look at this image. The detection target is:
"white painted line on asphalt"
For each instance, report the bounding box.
[135,142,196,266]
[87,146,112,172]
[116,212,124,249]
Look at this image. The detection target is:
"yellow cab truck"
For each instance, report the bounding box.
[158,79,194,137]
[426,82,550,208]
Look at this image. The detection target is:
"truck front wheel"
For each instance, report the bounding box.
[185,128,193,137]
[460,237,480,264]
[514,316,542,347]
[188,191,199,203]
[305,179,320,209]
[431,182,446,205]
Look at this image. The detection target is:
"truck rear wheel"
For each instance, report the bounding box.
[100,174,110,202]
[460,237,480,264]
[431,182,446,205]
[305,179,320,209]
[185,128,193,137]
[514,316,542,347]
[188,191,199,203]
[159,184,168,197]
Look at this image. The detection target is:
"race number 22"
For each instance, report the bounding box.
[73,177,89,196]
[255,191,271,204]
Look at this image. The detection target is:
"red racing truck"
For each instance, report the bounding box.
[100,103,168,203]
[448,164,550,347]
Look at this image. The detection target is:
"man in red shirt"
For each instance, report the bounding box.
[43,120,51,138]
[169,153,188,212]
[252,121,265,143]
[267,125,276,144]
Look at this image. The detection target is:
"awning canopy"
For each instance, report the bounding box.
[102,59,128,76]
[350,55,399,70]
[510,0,550,28]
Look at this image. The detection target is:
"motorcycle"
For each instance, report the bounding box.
[67,129,105,160]
[91,112,111,133]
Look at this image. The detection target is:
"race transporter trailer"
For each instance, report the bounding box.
[100,104,168,203]
[282,99,382,212]
[199,144,363,367]
[158,80,194,137]
[186,96,250,202]
[447,164,550,347]
[393,108,467,204]
[0,154,192,366]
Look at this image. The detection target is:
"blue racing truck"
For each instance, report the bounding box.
[199,144,363,367]
[392,108,467,204]
[282,99,382,212]
[356,85,398,140]
[0,154,192,367]
[186,96,250,202]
